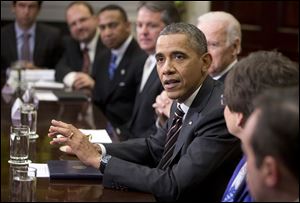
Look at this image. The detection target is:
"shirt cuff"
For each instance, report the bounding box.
[98,143,107,156]
[63,72,76,87]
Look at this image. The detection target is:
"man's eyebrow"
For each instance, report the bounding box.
[155,53,163,58]
[172,51,185,55]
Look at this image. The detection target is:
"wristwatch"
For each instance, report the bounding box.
[99,154,112,173]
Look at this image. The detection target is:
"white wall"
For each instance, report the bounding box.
[1,1,210,25]
[185,1,210,25]
[1,1,139,22]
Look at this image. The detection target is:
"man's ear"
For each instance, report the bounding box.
[261,156,278,187]
[236,112,246,128]
[231,38,241,55]
[201,53,212,73]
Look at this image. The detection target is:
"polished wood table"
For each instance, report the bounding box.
[1,91,155,202]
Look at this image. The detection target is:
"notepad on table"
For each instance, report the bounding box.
[47,160,102,180]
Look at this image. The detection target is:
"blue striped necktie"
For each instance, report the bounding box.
[158,105,185,170]
[108,53,117,80]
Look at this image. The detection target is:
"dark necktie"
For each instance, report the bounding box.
[82,46,90,74]
[21,32,31,61]
[108,53,117,80]
[157,105,185,170]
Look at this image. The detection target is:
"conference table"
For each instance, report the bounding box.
[1,86,155,202]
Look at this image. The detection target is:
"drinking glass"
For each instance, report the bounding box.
[10,167,37,202]
[9,125,31,165]
[21,103,38,139]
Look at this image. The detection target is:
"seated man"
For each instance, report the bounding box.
[48,23,241,202]
[115,1,179,139]
[242,86,299,201]
[1,1,63,72]
[153,11,242,125]
[55,1,104,90]
[221,51,299,202]
[92,4,147,127]
[197,11,241,83]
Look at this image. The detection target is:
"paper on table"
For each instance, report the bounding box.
[80,129,112,143]
[57,129,112,143]
[23,69,55,81]
[29,163,50,178]
[34,90,58,101]
[33,80,64,89]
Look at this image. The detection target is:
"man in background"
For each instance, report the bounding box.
[92,4,147,127]
[197,11,241,82]
[242,86,299,202]
[116,1,179,140]
[1,1,63,73]
[221,51,299,202]
[55,1,103,90]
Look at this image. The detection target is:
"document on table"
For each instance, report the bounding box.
[80,129,112,143]
[33,80,64,89]
[34,90,58,101]
[29,163,50,178]
[56,129,112,143]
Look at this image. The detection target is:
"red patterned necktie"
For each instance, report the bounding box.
[157,105,185,170]
[81,46,90,73]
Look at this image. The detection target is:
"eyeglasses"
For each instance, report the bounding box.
[220,94,226,106]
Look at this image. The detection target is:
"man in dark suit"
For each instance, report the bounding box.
[242,87,299,202]
[221,51,299,202]
[116,2,180,140]
[55,2,103,90]
[92,5,147,127]
[197,11,241,83]
[49,23,241,202]
[1,1,62,73]
[153,11,242,125]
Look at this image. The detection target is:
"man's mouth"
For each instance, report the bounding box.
[163,79,180,90]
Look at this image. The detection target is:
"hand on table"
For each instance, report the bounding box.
[48,119,101,169]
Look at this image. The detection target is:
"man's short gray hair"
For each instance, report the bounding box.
[198,11,241,53]
[159,23,208,55]
[137,1,180,25]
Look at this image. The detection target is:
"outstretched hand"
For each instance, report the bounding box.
[48,119,101,169]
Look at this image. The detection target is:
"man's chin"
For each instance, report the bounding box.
[165,91,179,101]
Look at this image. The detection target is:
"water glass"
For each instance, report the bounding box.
[10,167,37,202]
[9,125,30,165]
[21,103,38,139]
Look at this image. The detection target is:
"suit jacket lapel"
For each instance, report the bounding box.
[140,67,158,93]
[171,77,216,161]
[91,39,105,78]
[129,67,158,127]
[33,24,42,65]
[9,25,18,62]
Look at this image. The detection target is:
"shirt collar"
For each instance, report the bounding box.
[15,21,36,39]
[111,35,133,57]
[80,28,100,51]
[178,84,202,115]
[212,59,237,80]
[147,54,157,68]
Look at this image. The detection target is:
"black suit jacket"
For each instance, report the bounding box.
[55,35,105,82]
[1,23,63,71]
[103,76,242,202]
[118,67,163,140]
[93,38,147,126]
